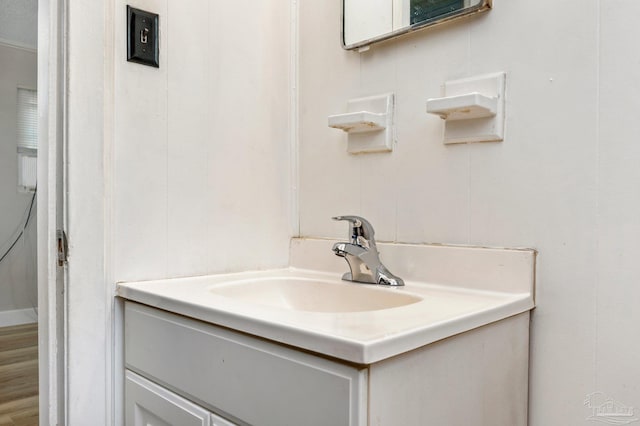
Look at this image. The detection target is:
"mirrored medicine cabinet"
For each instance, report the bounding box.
[343,0,491,50]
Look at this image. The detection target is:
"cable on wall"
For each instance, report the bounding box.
[0,188,37,266]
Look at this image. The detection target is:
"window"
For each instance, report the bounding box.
[17,87,37,192]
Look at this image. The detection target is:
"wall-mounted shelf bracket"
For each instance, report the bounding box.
[426,72,506,144]
[328,93,394,154]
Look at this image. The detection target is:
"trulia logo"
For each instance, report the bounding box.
[585,392,639,425]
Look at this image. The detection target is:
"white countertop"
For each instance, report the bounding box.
[117,265,534,364]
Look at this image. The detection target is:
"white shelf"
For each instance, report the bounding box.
[426,93,498,121]
[328,111,387,133]
[426,72,506,144]
[328,93,395,154]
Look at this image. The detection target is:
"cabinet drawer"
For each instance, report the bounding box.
[125,302,367,426]
[125,370,213,426]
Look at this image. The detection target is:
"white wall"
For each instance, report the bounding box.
[112,0,292,283]
[64,0,292,422]
[299,0,638,423]
[0,0,38,49]
[0,43,37,315]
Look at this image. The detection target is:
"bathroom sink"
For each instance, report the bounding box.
[116,238,535,363]
[208,276,422,313]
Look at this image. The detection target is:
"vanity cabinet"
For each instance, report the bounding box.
[124,300,529,426]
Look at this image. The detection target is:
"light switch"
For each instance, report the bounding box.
[127,5,159,68]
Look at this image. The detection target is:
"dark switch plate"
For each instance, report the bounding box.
[127,5,159,68]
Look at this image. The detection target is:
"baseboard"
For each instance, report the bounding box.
[0,308,38,327]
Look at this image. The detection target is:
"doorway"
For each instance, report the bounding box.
[0,1,40,424]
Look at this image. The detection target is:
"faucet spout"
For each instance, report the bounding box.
[332,217,404,286]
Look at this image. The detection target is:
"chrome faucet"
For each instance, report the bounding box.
[332,216,404,286]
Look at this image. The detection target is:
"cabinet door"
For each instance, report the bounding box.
[125,370,214,426]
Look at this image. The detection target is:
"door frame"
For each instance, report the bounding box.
[39,0,119,423]
[37,0,66,424]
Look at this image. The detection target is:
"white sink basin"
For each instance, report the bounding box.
[208,276,422,313]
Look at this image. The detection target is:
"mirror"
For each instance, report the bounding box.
[343,0,491,50]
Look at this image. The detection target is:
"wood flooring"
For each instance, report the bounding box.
[0,323,38,426]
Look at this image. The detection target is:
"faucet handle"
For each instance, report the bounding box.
[332,215,376,248]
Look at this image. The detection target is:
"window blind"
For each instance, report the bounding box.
[17,88,38,150]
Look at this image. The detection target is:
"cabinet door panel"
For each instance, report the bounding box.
[125,370,213,426]
[125,302,367,426]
